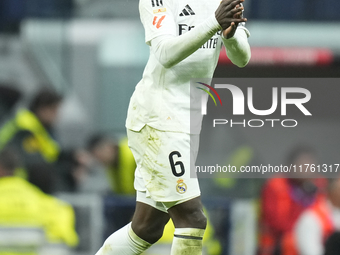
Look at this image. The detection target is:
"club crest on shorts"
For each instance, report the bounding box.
[176,179,187,194]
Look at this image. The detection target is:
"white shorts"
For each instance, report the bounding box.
[127,125,200,206]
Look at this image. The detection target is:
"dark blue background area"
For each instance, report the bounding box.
[0,0,74,33]
[0,0,340,33]
[249,0,340,20]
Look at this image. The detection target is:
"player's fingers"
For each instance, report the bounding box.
[232,10,243,18]
[229,17,247,23]
[232,16,240,26]
[229,6,244,15]
[234,3,241,13]
[223,22,238,38]
[223,0,245,12]
[224,23,233,35]
[233,4,241,18]
[220,0,236,5]
[220,17,246,29]
[220,0,239,9]
[233,12,241,19]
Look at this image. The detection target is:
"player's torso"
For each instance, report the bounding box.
[152,0,222,53]
[169,0,222,80]
[126,0,222,133]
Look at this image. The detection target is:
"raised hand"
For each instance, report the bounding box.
[215,0,247,32]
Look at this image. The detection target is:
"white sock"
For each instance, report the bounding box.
[170,228,205,255]
[95,223,151,255]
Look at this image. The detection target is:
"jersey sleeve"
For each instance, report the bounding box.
[139,0,177,45]
[221,27,251,67]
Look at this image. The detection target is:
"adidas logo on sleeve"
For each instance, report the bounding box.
[179,4,195,16]
[151,0,163,7]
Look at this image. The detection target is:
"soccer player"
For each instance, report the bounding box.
[95,0,251,254]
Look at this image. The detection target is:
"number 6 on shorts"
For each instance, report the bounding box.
[169,151,185,177]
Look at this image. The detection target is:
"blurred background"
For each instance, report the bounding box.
[0,0,340,255]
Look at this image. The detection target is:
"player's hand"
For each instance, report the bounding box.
[222,3,244,39]
[215,0,247,31]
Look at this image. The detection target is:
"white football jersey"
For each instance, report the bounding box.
[126,0,225,134]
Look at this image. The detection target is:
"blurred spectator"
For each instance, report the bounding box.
[0,84,22,123]
[294,178,340,255]
[258,145,327,255]
[0,88,79,193]
[76,134,137,238]
[0,148,78,252]
[78,134,136,195]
